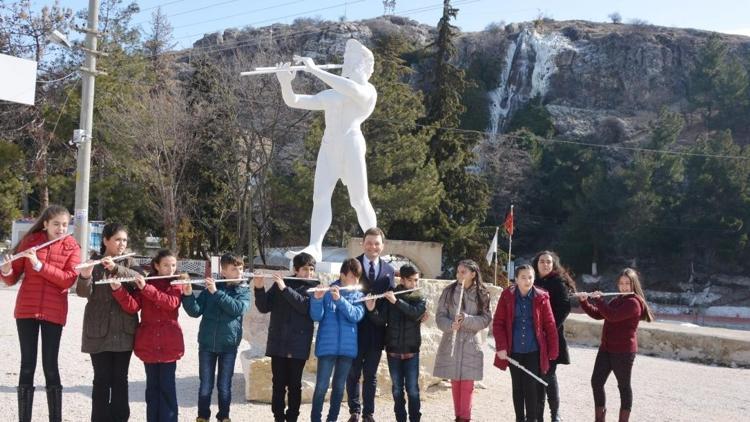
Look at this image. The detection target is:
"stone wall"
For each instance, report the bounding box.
[564,312,750,367]
[241,278,503,403]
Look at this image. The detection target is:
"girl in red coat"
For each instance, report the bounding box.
[574,268,654,422]
[112,249,184,422]
[1,205,81,422]
[493,264,558,422]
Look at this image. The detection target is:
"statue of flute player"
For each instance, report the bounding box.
[275,39,378,262]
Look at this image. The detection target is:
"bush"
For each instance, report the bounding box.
[506,96,555,138]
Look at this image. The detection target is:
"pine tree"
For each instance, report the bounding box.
[364,34,442,238]
[418,0,489,270]
[0,143,27,238]
[689,33,749,131]
[680,130,750,268]
[618,108,685,258]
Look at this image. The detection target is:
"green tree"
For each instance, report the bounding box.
[0,1,75,211]
[418,0,489,270]
[0,143,29,238]
[679,130,750,268]
[618,109,685,258]
[364,34,442,238]
[689,33,749,131]
[506,95,555,138]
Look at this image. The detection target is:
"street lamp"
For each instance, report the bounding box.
[47,1,103,257]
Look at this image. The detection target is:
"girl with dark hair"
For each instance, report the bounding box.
[76,223,143,422]
[575,268,654,422]
[1,205,80,422]
[493,264,559,422]
[112,249,184,422]
[531,250,576,421]
[433,259,492,422]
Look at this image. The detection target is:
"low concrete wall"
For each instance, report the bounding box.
[241,282,750,403]
[565,312,750,367]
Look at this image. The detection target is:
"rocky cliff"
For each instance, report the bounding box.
[193,16,750,143]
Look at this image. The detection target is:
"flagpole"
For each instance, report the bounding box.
[507,205,514,280]
[493,226,499,285]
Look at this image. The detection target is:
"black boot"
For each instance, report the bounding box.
[594,407,606,422]
[17,385,34,422]
[46,385,62,422]
[549,398,561,422]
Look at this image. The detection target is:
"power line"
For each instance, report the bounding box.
[158,0,478,59]
[139,0,190,14]
[173,0,366,41]
[366,117,750,160]
[136,0,478,57]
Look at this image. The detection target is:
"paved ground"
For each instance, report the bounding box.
[0,287,748,421]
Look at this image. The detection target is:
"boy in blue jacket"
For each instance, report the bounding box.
[309,258,365,422]
[182,254,250,422]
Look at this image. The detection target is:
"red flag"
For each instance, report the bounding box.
[504,206,514,237]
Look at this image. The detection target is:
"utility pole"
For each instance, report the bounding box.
[73,0,102,257]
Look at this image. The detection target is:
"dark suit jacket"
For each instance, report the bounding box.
[356,254,396,351]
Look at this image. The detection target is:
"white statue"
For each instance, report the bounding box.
[276,39,378,262]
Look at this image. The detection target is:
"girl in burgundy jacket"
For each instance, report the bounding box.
[1,205,81,422]
[113,249,184,422]
[493,264,559,422]
[575,268,654,422]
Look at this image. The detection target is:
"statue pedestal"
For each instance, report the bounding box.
[241,276,503,403]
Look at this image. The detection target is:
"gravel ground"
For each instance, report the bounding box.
[0,287,748,421]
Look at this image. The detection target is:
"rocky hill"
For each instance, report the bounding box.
[193,16,750,144]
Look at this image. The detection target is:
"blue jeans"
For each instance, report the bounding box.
[198,350,238,420]
[144,362,177,422]
[311,356,354,422]
[346,347,382,416]
[387,354,421,422]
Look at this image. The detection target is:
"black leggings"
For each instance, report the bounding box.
[16,318,63,387]
[509,351,540,422]
[591,350,636,410]
[539,361,560,407]
[91,351,133,422]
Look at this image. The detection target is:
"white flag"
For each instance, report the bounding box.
[486,228,498,265]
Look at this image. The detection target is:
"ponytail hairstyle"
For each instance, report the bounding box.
[149,249,176,277]
[619,268,655,322]
[514,263,535,279]
[14,205,70,253]
[100,222,127,256]
[451,259,490,313]
[532,250,577,293]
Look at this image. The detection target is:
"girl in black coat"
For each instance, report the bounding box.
[532,250,576,422]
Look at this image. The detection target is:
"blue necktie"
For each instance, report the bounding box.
[368,261,375,281]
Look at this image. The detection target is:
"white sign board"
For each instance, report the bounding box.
[0,53,37,105]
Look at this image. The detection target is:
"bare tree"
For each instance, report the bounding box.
[104,86,199,251]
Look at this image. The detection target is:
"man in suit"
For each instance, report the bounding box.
[346,227,395,422]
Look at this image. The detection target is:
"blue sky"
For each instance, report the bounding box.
[59,0,750,49]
